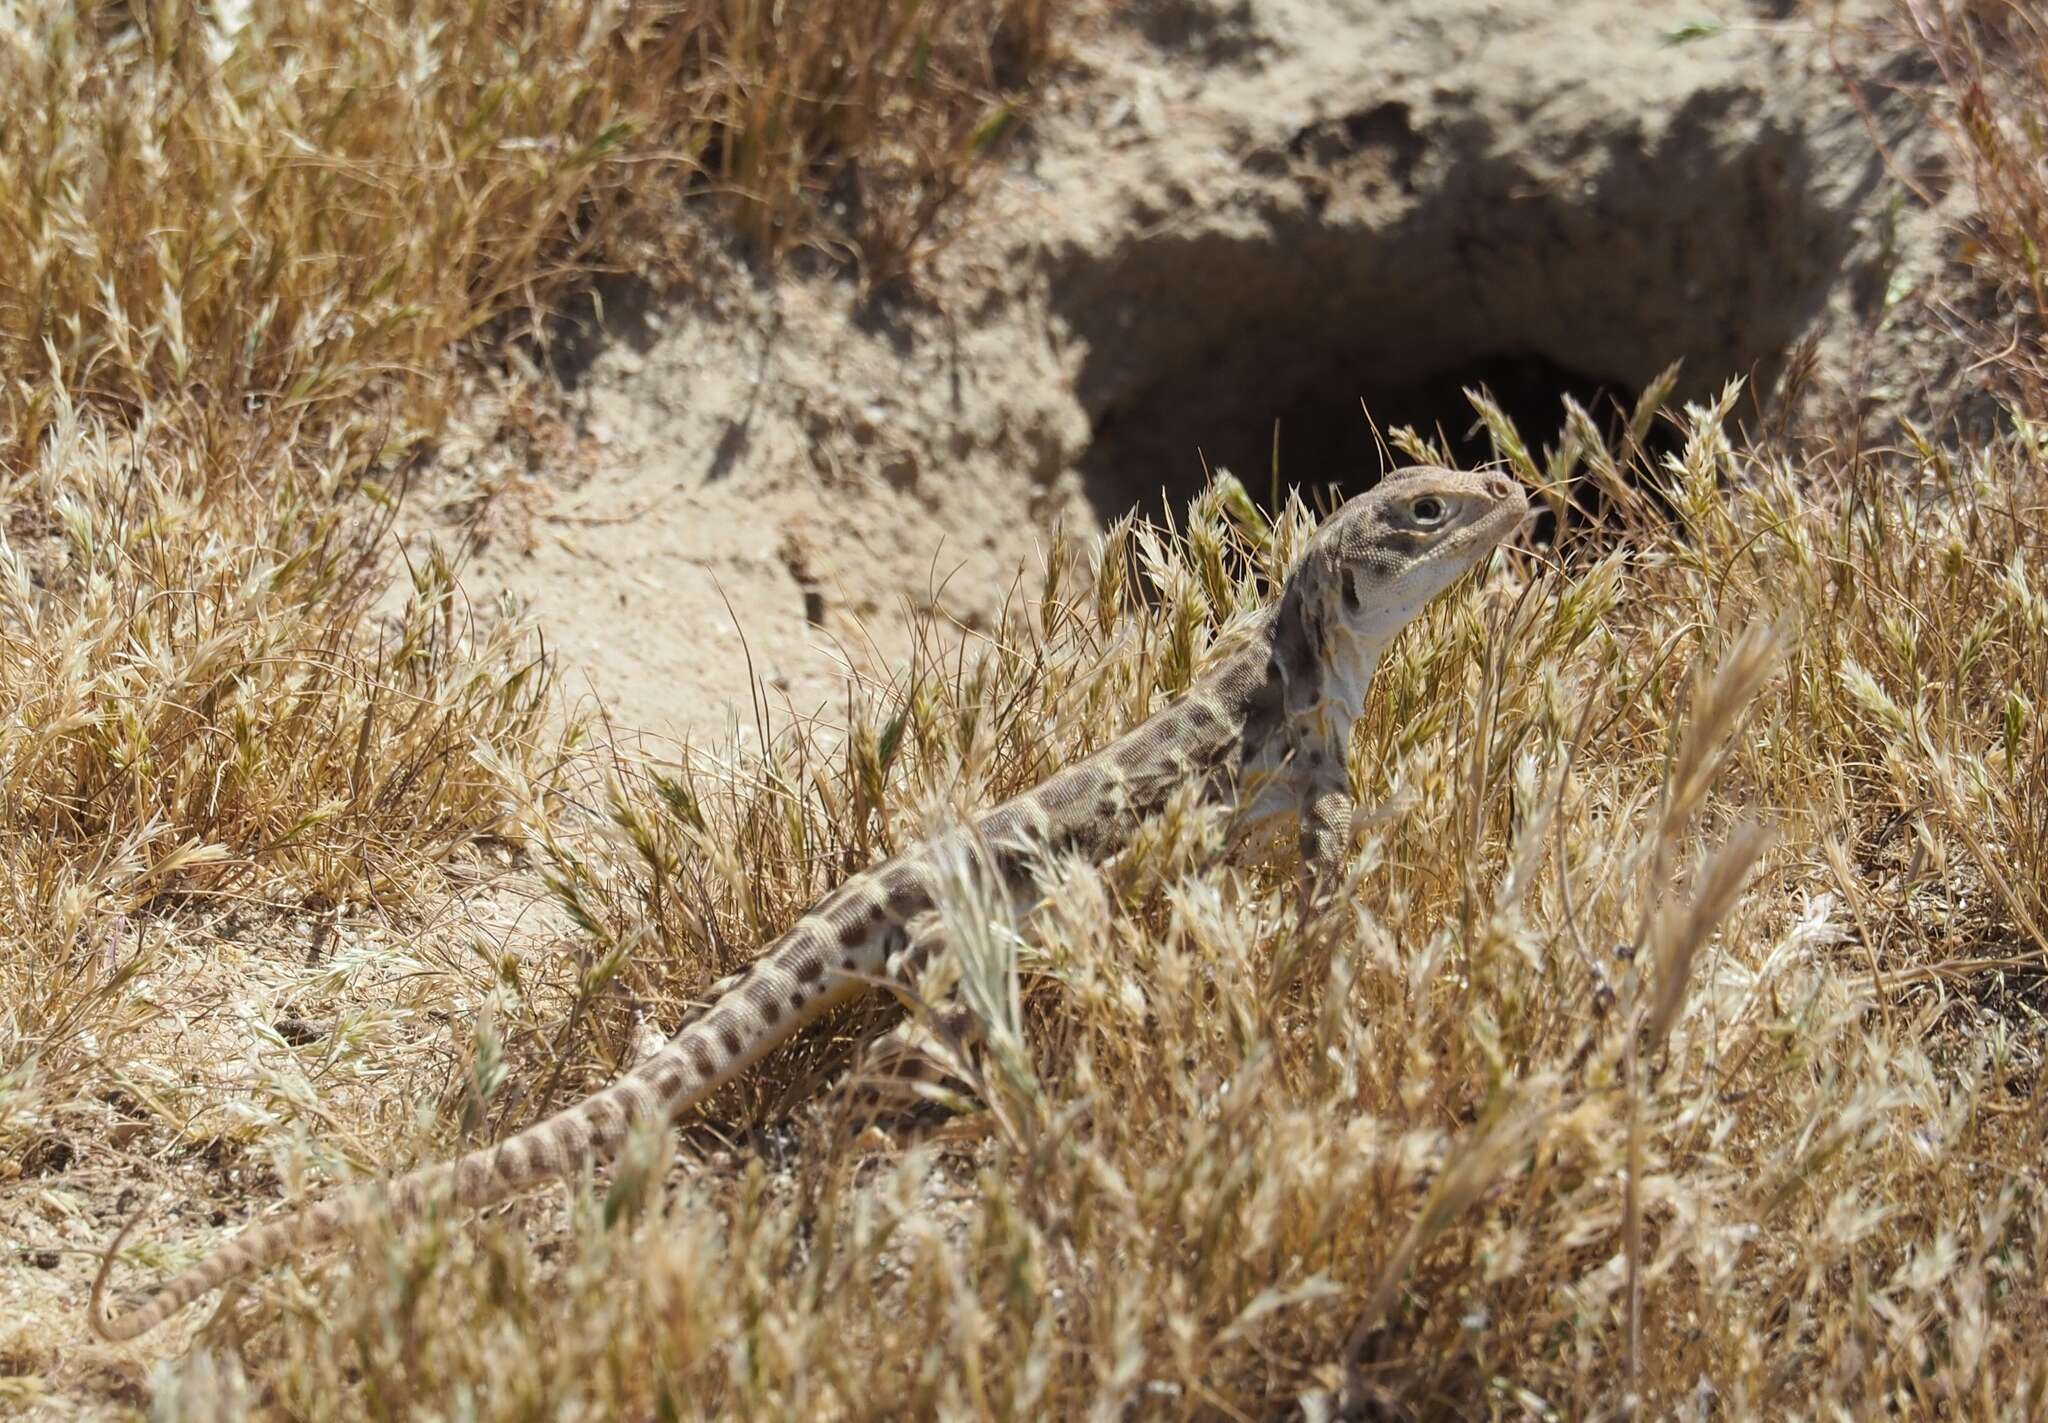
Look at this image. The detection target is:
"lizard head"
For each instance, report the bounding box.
[1275,465,1529,721]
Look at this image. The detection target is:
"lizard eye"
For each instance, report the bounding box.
[1409,494,1451,526]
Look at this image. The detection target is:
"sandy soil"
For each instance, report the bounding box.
[421,0,1966,749]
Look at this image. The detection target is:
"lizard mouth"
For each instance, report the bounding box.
[1449,480,1534,562]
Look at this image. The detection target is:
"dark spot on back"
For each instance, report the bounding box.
[886,874,925,914]
[758,999,781,1026]
[1113,737,1160,776]
[787,990,808,1013]
[839,910,877,948]
[795,954,825,983]
[718,1024,743,1057]
[1062,764,1106,797]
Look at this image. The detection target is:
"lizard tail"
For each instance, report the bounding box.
[90,952,864,1342]
[90,1182,379,1342]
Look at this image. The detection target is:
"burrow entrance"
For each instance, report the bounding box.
[1055,96,1853,522]
[1081,347,1659,517]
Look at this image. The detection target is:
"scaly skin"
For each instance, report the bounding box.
[90,465,1528,1341]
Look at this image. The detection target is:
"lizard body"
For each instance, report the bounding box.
[90,465,1527,1341]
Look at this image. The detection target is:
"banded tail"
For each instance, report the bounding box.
[90,845,946,1340]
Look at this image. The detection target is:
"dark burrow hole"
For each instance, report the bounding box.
[1055,91,1854,531]
[1079,348,1680,526]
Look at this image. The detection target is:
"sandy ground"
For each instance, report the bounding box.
[420,0,1964,750]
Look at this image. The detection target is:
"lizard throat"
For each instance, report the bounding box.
[1320,623,1388,734]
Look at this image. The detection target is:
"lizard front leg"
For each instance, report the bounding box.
[842,1004,981,1131]
[839,909,984,1134]
[1297,779,1358,912]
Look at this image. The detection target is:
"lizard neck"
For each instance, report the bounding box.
[1286,623,1387,755]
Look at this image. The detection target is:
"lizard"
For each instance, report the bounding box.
[89,463,1530,1342]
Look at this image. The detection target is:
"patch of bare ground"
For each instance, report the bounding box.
[430,0,1978,746]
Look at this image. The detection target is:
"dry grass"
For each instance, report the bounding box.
[328,394,2046,1421]
[1910,0,2048,414]
[2,0,1050,460]
[5,0,2048,1418]
[0,0,1060,1413]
